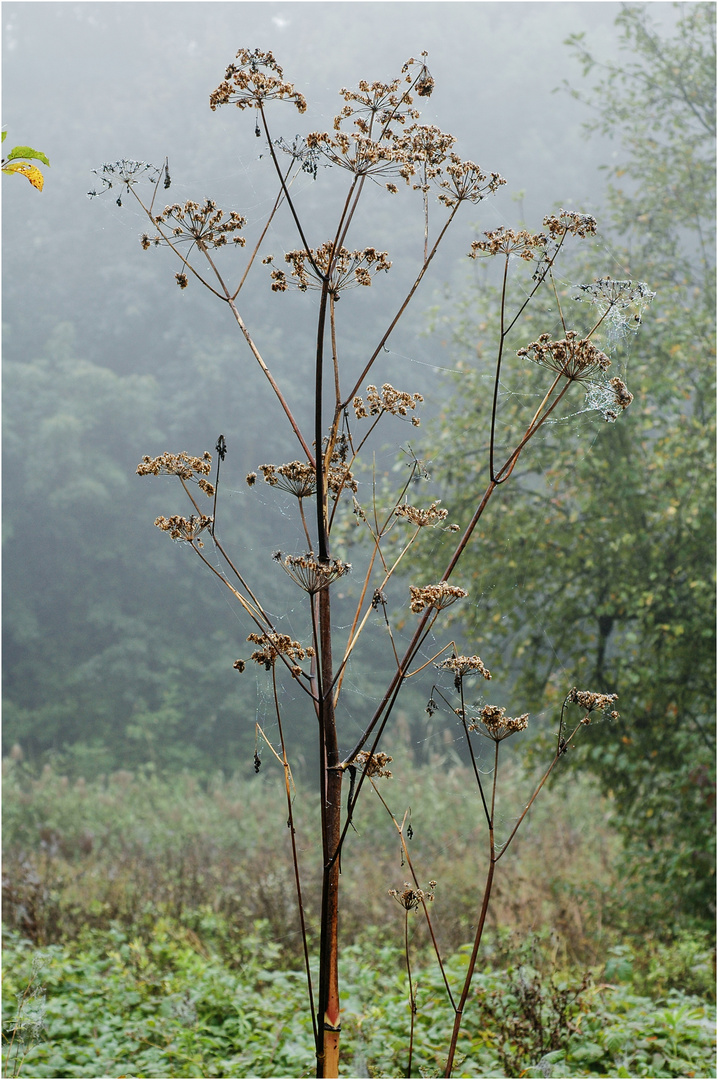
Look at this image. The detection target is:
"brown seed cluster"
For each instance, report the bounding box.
[543,210,598,238]
[265,244,391,296]
[353,384,423,422]
[470,226,548,261]
[258,461,316,498]
[437,155,506,208]
[409,583,468,613]
[467,705,530,741]
[210,48,307,113]
[353,750,393,778]
[239,631,315,673]
[137,451,212,479]
[154,514,213,545]
[394,501,448,527]
[388,880,436,910]
[275,551,352,594]
[567,687,619,724]
[256,459,357,498]
[142,200,247,251]
[436,655,492,681]
[517,331,611,383]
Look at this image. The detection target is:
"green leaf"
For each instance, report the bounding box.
[1,130,6,143]
[6,144,50,166]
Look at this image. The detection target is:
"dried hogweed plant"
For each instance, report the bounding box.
[91,47,651,1078]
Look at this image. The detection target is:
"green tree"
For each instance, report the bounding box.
[426,3,715,929]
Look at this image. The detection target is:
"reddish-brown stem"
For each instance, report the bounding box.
[443,739,500,1077]
[316,584,342,1078]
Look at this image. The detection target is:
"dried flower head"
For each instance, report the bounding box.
[388,881,435,910]
[88,159,161,202]
[470,226,548,261]
[517,332,611,383]
[154,514,213,546]
[566,687,619,724]
[468,705,529,741]
[148,200,247,250]
[258,459,357,498]
[395,500,448,527]
[353,383,423,420]
[409,582,468,613]
[245,631,314,670]
[210,48,307,113]
[258,461,316,498]
[275,135,324,180]
[436,655,492,683]
[278,552,351,594]
[437,155,506,207]
[273,242,391,297]
[543,210,598,238]
[574,277,655,314]
[352,750,393,778]
[137,451,212,480]
[307,129,409,180]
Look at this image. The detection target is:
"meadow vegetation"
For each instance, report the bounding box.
[2,763,715,1078]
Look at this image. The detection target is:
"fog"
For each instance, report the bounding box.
[2,2,677,774]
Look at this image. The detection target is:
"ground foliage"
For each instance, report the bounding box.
[3,922,715,1079]
[421,3,715,932]
[3,765,715,1077]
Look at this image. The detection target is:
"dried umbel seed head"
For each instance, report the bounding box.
[566,687,619,724]
[388,881,435,910]
[353,750,393,778]
[353,383,423,420]
[409,582,468,613]
[88,159,161,200]
[437,155,506,207]
[394,500,448,527]
[149,200,247,251]
[394,124,456,184]
[275,242,392,297]
[210,48,307,113]
[574,277,656,313]
[278,552,351,594]
[246,631,315,669]
[470,227,548,261]
[307,129,409,181]
[436,655,492,682]
[137,451,212,479]
[258,459,357,498]
[259,461,317,498]
[517,332,611,383]
[467,705,529,741]
[154,514,213,546]
[543,210,598,238]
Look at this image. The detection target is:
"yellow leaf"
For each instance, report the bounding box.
[2,160,44,190]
